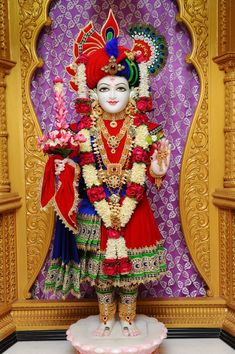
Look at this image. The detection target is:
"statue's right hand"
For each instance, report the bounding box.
[54,159,66,176]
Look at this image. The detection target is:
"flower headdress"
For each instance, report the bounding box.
[66,9,168,98]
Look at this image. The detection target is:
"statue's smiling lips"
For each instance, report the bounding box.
[107,100,118,105]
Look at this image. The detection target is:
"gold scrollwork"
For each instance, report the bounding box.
[18,0,54,297]
[219,209,230,301]
[177,0,211,291]
[0,0,10,58]
[0,213,17,303]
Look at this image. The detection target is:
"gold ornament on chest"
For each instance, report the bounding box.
[107,135,120,153]
[106,163,122,189]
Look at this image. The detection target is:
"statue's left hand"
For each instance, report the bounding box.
[150,138,171,176]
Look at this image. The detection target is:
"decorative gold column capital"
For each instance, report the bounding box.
[214,53,235,73]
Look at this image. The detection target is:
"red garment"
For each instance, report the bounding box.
[99,119,162,251]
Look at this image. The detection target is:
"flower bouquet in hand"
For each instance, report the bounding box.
[38,78,86,232]
[38,78,86,158]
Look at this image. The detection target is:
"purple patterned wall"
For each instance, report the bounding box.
[31,0,206,299]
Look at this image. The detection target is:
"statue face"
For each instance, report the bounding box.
[97,76,130,114]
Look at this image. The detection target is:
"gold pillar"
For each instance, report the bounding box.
[213,0,235,337]
[0,0,21,341]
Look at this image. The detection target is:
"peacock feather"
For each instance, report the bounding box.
[127,24,168,76]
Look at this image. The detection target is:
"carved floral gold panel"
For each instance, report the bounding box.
[219,209,230,301]
[0,0,10,58]
[18,0,54,296]
[178,0,210,289]
[0,212,17,303]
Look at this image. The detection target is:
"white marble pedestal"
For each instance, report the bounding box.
[66,314,167,354]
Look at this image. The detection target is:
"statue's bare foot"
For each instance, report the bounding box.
[94,318,115,336]
[120,320,140,337]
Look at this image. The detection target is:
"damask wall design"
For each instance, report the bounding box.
[31,0,206,298]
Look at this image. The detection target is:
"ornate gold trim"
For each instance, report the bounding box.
[214,53,235,72]
[11,298,226,330]
[0,305,15,341]
[0,212,17,303]
[18,0,54,298]
[0,0,10,59]
[213,56,235,187]
[0,59,16,193]
[217,0,235,56]
[213,0,235,338]
[177,0,211,291]
[223,308,235,336]
[0,193,21,213]
[213,189,235,209]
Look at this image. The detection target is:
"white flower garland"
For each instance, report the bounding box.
[105,237,128,259]
[79,120,150,230]
[135,125,150,149]
[94,199,112,228]
[130,163,146,185]
[79,129,92,152]
[76,63,88,98]
[138,62,150,97]
[119,198,138,227]
[82,165,100,187]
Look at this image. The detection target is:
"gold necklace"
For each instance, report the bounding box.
[97,115,131,154]
[103,111,126,128]
[90,101,137,191]
[92,118,135,191]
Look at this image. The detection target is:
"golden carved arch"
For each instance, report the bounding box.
[177,1,211,292]
[19,0,54,298]
[20,0,210,297]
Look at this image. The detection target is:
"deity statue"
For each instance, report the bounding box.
[39,10,170,338]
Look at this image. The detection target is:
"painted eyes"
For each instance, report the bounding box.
[98,86,127,92]
[98,87,109,92]
[117,86,127,92]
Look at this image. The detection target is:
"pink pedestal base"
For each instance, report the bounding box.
[66,314,167,354]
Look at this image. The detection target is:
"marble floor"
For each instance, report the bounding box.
[3,339,234,354]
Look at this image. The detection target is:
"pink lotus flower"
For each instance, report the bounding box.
[58,130,72,143]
